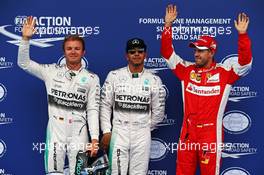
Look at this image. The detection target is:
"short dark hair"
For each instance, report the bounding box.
[62,35,85,51]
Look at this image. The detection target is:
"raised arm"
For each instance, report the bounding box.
[161,5,177,59]
[17,16,49,81]
[235,13,252,66]
[161,4,191,80]
[18,16,36,69]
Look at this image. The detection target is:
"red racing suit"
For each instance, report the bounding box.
[161,27,252,175]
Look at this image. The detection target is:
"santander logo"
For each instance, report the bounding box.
[186,83,220,96]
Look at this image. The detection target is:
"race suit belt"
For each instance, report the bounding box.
[113,119,150,128]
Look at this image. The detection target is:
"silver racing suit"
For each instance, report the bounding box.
[100,66,166,175]
[18,40,100,175]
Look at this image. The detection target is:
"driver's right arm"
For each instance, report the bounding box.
[17,16,50,81]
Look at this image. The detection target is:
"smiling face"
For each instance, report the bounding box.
[194,48,214,68]
[64,40,85,66]
[126,48,147,67]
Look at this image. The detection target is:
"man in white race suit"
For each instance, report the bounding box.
[17,16,100,175]
[100,38,166,175]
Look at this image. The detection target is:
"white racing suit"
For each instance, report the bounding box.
[100,67,166,175]
[18,40,100,175]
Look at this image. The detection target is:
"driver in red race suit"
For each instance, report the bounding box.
[161,5,252,175]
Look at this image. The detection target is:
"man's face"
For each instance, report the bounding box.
[126,48,147,67]
[64,40,85,65]
[194,48,214,67]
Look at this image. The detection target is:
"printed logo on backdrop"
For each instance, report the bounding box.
[0,139,7,158]
[57,55,89,69]
[150,138,169,161]
[0,57,13,69]
[138,17,232,40]
[0,168,13,175]
[0,16,100,48]
[221,54,252,78]
[154,114,176,130]
[223,110,251,134]
[229,86,257,102]
[144,57,169,71]
[148,169,167,175]
[0,113,13,125]
[162,85,169,100]
[222,142,257,159]
[221,167,250,175]
[0,83,7,102]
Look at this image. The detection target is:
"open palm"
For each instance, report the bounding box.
[234,13,249,34]
[165,4,177,26]
[22,16,36,40]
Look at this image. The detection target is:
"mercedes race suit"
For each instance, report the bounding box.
[18,40,100,175]
[161,27,252,175]
[100,67,166,175]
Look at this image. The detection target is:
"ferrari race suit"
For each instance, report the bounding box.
[18,40,100,175]
[100,66,166,175]
[161,27,252,175]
